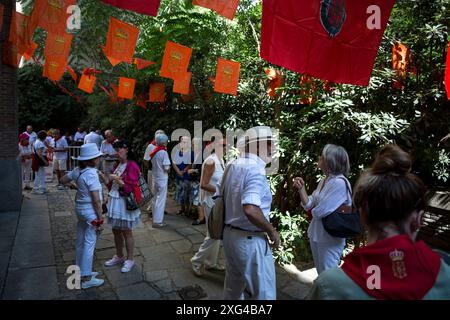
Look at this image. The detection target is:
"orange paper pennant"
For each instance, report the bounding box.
[30,0,76,35]
[173,72,192,95]
[299,75,316,105]
[43,56,66,81]
[103,17,139,66]
[9,11,33,55]
[392,42,409,76]
[78,73,96,93]
[66,66,78,81]
[264,68,283,98]
[0,4,4,33]
[160,41,192,80]
[23,42,38,61]
[2,43,22,68]
[214,58,240,96]
[117,77,136,100]
[44,32,72,59]
[192,0,239,20]
[134,58,155,70]
[149,83,166,102]
[136,94,147,109]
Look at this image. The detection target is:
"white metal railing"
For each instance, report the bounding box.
[68,146,81,171]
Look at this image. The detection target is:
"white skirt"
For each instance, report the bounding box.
[107,195,141,230]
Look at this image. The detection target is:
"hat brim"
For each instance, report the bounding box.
[71,152,104,161]
[246,136,276,144]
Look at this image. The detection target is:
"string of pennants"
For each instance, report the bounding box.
[1,0,449,103]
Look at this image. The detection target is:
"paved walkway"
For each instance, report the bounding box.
[0,180,314,300]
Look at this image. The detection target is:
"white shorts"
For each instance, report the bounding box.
[53,159,67,171]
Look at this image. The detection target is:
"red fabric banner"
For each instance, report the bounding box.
[30,0,76,35]
[149,83,166,102]
[173,72,192,95]
[78,73,96,94]
[43,56,66,81]
[192,0,240,20]
[23,42,38,61]
[214,58,240,96]
[103,17,139,66]
[44,32,73,60]
[9,11,33,55]
[2,43,22,68]
[445,41,450,100]
[134,58,155,70]
[117,77,136,100]
[160,41,192,80]
[100,0,160,17]
[261,0,395,86]
[0,4,4,33]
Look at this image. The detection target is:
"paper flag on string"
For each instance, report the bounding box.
[134,58,155,70]
[299,75,317,105]
[66,66,78,81]
[0,4,4,33]
[214,58,240,96]
[9,11,33,55]
[192,0,240,20]
[261,0,395,86]
[445,41,450,100]
[43,56,66,81]
[23,42,38,61]
[149,83,166,102]
[44,32,73,60]
[2,43,22,68]
[264,68,283,98]
[173,72,192,95]
[30,0,76,35]
[136,94,147,109]
[100,0,161,17]
[78,72,96,93]
[181,84,195,103]
[160,41,192,80]
[118,77,136,99]
[103,17,139,66]
[392,42,409,75]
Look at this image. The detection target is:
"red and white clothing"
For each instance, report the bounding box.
[19,143,32,188]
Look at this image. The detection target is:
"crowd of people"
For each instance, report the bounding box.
[17,124,449,298]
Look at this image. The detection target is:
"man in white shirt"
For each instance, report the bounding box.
[74,127,87,143]
[222,126,280,300]
[51,129,69,190]
[84,127,102,150]
[100,129,118,178]
[143,129,165,211]
[23,125,37,146]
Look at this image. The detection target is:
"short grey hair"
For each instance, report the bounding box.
[322,144,350,176]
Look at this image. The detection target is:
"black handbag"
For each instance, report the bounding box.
[321,178,363,238]
[124,190,139,211]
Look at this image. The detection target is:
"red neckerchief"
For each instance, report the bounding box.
[341,234,441,300]
[150,146,167,159]
[151,139,156,146]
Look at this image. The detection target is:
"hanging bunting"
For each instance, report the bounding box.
[103,17,139,66]
[0,4,4,33]
[117,77,136,100]
[264,67,283,98]
[149,83,166,102]
[214,58,240,96]
[392,42,410,90]
[445,41,450,100]
[173,72,192,95]
[100,0,161,17]
[43,56,66,81]
[66,66,78,81]
[30,0,76,35]
[9,11,33,55]
[160,41,192,80]
[2,43,22,68]
[78,73,96,94]
[134,57,155,70]
[261,0,395,86]
[136,94,148,109]
[23,42,38,61]
[192,0,240,20]
[44,32,73,60]
[299,75,317,105]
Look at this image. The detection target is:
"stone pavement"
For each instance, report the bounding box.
[0,180,314,300]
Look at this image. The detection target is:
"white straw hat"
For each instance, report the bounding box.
[72,143,103,161]
[244,126,276,145]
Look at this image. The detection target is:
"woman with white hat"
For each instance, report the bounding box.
[60,143,105,289]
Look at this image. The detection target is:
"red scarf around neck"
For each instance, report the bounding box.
[150,145,167,159]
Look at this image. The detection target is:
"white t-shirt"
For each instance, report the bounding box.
[34,139,47,156]
[19,144,32,157]
[74,131,86,142]
[151,149,171,180]
[109,162,127,197]
[100,140,116,158]
[67,167,103,210]
[84,132,102,150]
[143,143,156,161]
[51,137,69,160]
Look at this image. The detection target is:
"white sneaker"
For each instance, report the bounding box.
[104,255,125,267]
[121,260,135,273]
[81,277,104,289]
[191,263,204,276]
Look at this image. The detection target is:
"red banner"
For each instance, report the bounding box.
[43,56,66,81]
[261,0,395,86]
[149,83,166,102]
[117,77,136,100]
[160,41,192,80]
[0,4,4,33]
[445,41,450,100]
[23,42,38,61]
[9,11,33,55]
[173,72,192,95]
[214,58,240,96]
[100,0,160,17]
[30,0,76,35]
[103,17,139,66]
[192,0,240,20]
[2,43,22,68]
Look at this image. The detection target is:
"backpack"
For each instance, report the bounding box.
[208,162,232,240]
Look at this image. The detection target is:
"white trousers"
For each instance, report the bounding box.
[21,159,32,187]
[75,209,98,277]
[310,240,345,274]
[33,166,46,191]
[146,171,155,211]
[152,178,168,224]
[223,226,276,300]
[191,205,221,268]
